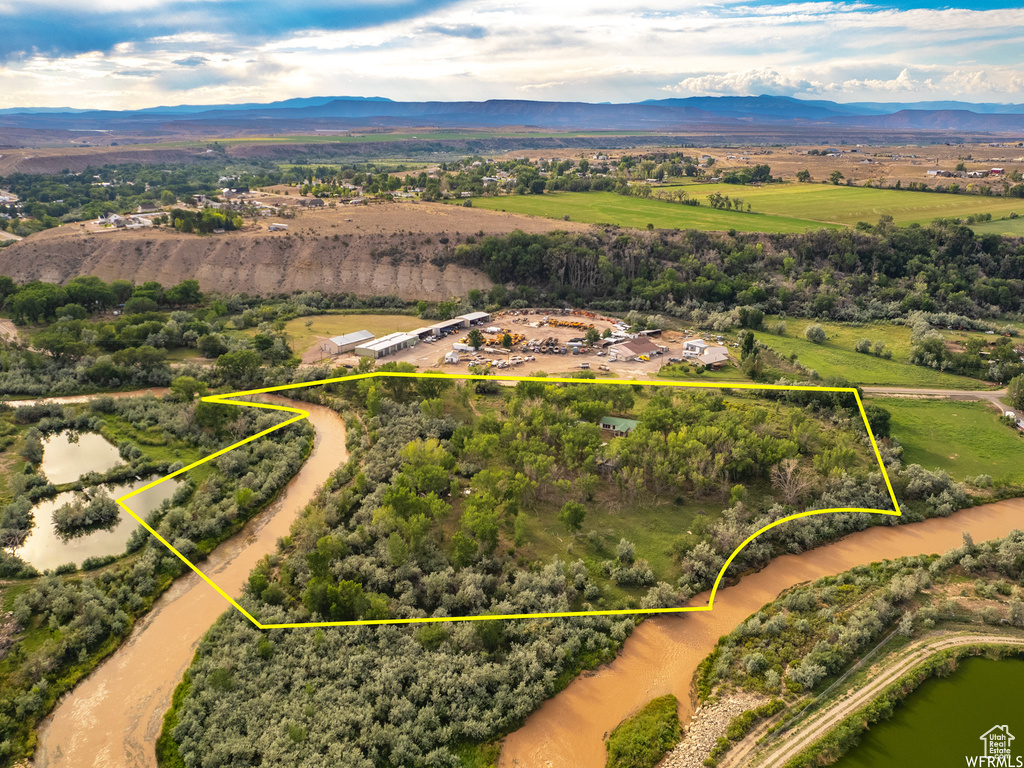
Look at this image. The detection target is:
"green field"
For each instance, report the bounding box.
[883,399,1024,484]
[467,191,837,233]
[756,318,995,390]
[832,658,1024,768]
[661,182,1024,227]
[971,216,1024,236]
[241,313,420,356]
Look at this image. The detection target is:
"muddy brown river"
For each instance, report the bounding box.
[18,389,1024,768]
[30,398,347,768]
[499,498,1024,768]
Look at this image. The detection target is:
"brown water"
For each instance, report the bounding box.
[31,400,347,768]
[16,478,181,572]
[39,431,123,485]
[499,499,1024,768]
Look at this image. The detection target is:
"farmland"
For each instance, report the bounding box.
[668,182,1024,227]
[754,318,997,389]
[465,191,835,233]
[884,399,1024,485]
[467,184,1024,234]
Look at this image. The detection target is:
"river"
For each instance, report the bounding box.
[16,390,1024,768]
[499,498,1024,768]
[30,398,347,768]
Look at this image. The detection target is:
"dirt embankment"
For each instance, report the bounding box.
[0,202,586,298]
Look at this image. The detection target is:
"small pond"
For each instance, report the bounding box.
[15,430,182,570]
[39,431,124,485]
[15,478,180,571]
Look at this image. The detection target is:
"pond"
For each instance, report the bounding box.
[15,478,180,571]
[38,430,124,485]
[831,657,1024,768]
[15,430,181,570]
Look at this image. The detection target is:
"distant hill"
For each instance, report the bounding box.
[2,94,1023,134]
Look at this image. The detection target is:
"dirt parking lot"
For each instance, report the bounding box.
[323,309,722,380]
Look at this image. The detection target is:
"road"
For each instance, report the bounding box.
[862,385,1008,410]
[737,632,1024,768]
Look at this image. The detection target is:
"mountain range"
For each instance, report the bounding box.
[2,95,1024,134]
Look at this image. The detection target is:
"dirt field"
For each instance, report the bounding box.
[320,309,729,380]
[0,201,590,298]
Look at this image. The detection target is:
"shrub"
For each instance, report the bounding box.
[804,324,827,343]
[605,694,682,768]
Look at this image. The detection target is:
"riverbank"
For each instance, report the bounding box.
[660,692,767,768]
[498,497,1024,768]
[27,399,345,768]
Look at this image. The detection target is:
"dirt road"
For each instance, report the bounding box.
[862,385,1008,410]
[745,633,1024,768]
[31,398,346,768]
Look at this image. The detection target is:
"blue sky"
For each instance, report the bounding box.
[1,0,1022,109]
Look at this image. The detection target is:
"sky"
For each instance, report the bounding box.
[1,0,1023,110]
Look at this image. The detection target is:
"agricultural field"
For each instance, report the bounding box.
[466,191,835,233]
[664,182,1024,227]
[754,318,997,389]
[884,399,1024,485]
[971,216,1024,237]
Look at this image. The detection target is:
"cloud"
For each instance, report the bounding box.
[420,23,487,38]
[665,68,827,97]
[2,0,1024,108]
[173,55,209,67]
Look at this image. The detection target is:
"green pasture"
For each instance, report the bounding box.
[971,216,1024,236]
[755,319,994,389]
[661,182,1024,227]
[467,191,835,233]
[882,399,1024,485]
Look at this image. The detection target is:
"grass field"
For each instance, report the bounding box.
[661,182,1024,227]
[241,313,421,357]
[756,318,995,390]
[466,191,837,233]
[971,216,1024,236]
[883,399,1024,485]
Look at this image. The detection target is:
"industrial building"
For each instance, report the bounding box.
[354,332,419,359]
[321,330,374,355]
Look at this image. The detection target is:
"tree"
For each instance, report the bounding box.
[740,330,756,360]
[585,327,600,346]
[123,296,158,314]
[170,375,208,402]
[796,169,812,183]
[198,334,228,359]
[558,501,586,532]
[1008,375,1024,410]
[829,170,844,185]
[501,332,513,350]
[467,328,484,349]
[804,324,827,343]
[216,349,262,383]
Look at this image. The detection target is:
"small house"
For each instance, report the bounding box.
[599,416,638,437]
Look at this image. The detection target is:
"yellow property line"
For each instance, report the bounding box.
[114,372,902,629]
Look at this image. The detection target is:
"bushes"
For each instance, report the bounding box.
[605,694,682,768]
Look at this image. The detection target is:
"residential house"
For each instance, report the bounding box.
[599,416,638,437]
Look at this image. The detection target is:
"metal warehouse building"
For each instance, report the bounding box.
[354,332,419,359]
[321,330,375,355]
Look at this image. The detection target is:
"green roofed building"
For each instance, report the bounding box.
[599,416,638,436]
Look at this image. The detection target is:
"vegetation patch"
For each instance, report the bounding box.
[605,694,683,768]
